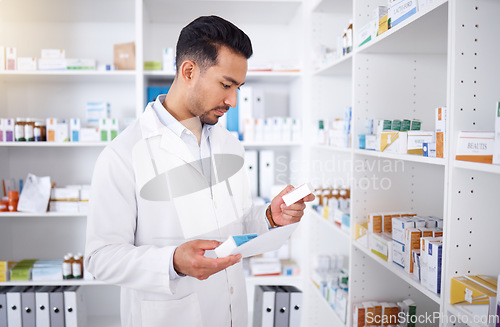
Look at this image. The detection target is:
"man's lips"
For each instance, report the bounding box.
[214,108,228,116]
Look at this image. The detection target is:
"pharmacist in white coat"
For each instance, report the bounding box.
[85,16,314,327]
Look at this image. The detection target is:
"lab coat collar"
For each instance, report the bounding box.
[140,103,198,170]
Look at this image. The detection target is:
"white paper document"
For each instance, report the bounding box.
[215,222,299,258]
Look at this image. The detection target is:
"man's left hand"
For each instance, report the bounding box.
[269,185,315,226]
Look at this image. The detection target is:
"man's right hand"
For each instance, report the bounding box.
[173,239,242,280]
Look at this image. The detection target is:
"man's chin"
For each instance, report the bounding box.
[200,115,219,126]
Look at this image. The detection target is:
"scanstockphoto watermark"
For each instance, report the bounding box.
[365,311,500,326]
[276,156,405,190]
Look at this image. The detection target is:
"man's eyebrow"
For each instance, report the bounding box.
[223,75,245,87]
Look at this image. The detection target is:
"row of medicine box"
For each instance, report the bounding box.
[359,107,446,158]
[0,118,119,142]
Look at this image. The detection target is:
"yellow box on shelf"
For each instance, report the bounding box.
[450,276,496,305]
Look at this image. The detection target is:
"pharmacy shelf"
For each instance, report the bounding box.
[353,149,446,166]
[445,304,489,327]
[310,210,350,241]
[313,54,352,77]
[310,280,346,326]
[0,70,136,82]
[310,144,351,153]
[453,160,500,175]
[352,241,441,304]
[0,142,109,147]
[355,0,448,55]
[0,212,86,218]
[0,279,105,286]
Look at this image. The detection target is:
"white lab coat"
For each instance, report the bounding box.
[85,103,268,327]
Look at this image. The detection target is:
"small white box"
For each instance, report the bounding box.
[55,119,69,142]
[392,217,415,244]
[80,127,100,142]
[369,232,392,262]
[6,47,16,71]
[51,188,80,201]
[86,102,110,127]
[41,49,65,59]
[379,131,408,153]
[392,240,405,268]
[407,131,434,155]
[162,47,176,73]
[424,241,442,294]
[17,57,37,71]
[46,118,57,142]
[99,118,109,142]
[38,58,66,71]
[423,142,436,157]
[215,234,258,258]
[282,183,313,206]
[456,131,495,164]
[365,134,378,150]
[358,20,376,47]
[435,107,447,158]
[389,0,418,28]
[109,118,119,141]
[66,58,95,70]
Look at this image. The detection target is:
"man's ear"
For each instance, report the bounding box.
[179,60,196,82]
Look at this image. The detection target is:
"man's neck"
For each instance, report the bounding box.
[162,92,202,145]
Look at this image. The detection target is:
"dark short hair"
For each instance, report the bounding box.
[176,15,253,72]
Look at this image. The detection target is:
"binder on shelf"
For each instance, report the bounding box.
[274,286,290,327]
[252,87,265,120]
[64,286,87,327]
[281,285,302,327]
[49,286,65,327]
[258,150,274,200]
[253,285,276,327]
[245,150,258,199]
[21,286,36,327]
[239,86,253,137]
[36,286,56,327]
[0,287,13,327]
[7,286,30,327]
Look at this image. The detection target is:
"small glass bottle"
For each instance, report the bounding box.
[63,254,73,279]
[34,119,46,142]
[72,255,82,279]
[24,119,35,142]
[8,191,19,212]
[14,118,26,142]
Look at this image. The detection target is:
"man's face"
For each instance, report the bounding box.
[187,46,247,125]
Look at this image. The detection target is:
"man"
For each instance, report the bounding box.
[85,15,313,327]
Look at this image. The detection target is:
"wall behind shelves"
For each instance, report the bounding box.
[352,158,445,223]
[353,54,447,136]
[0,216,87,260]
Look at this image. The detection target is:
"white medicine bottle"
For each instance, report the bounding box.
[72,255,82,279]
[63,254,73,279]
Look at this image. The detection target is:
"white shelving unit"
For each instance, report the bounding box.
[304,0,500,326]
